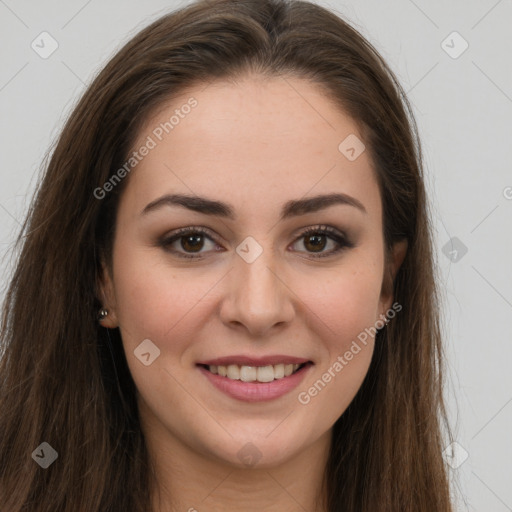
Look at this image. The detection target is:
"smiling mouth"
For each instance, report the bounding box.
[198,362,311,383]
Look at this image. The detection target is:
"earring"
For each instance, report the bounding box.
[377,315,390,332]
[98,307,109,321]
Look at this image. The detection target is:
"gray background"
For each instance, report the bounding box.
[0,0,511,510]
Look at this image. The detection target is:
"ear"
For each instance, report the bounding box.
[378,238,408,315]
[96,258,119,328]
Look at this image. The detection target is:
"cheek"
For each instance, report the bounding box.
[111,246,198,348]
[291,265,381,415]
[301,263,383,343]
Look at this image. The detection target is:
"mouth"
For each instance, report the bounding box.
[196,359,314,402]
[197,362,311,383]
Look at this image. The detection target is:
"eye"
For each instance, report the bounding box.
[158,227,220,259]
[158,224,354,260]
[290,225,354,258]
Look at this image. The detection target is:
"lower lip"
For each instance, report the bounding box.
[197,363,313,402]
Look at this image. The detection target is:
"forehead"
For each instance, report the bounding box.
[121,75,382,224]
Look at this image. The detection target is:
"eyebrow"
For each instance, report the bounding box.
[141,192,367,220]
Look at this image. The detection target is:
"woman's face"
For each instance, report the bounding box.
[100,74,406,469]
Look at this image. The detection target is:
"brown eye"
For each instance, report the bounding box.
[159,225,354,261]
[291,225,354,258]
[159,227,219,259]
[180,233,205,253]
[303,233,328,253]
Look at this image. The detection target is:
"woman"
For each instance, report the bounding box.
[0,0,454,510]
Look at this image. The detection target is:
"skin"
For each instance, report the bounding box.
[99,74,407,512]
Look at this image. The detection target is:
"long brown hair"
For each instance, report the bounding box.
[0,0,454,510]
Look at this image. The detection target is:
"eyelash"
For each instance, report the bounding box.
[158,225,354,260]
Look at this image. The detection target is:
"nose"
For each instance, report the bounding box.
[219,243,295,338]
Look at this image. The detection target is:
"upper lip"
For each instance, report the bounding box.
[197,355,312,366]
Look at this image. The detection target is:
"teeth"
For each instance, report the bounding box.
[227,364,240,379]
[274,364,285,379]
[257,365,274,383]
[240,366,257,382]
[285,364,295,377]
[207,362,304,382]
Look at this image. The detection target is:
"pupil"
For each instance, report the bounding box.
[305,234,325,252]
[182,234,203,252]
